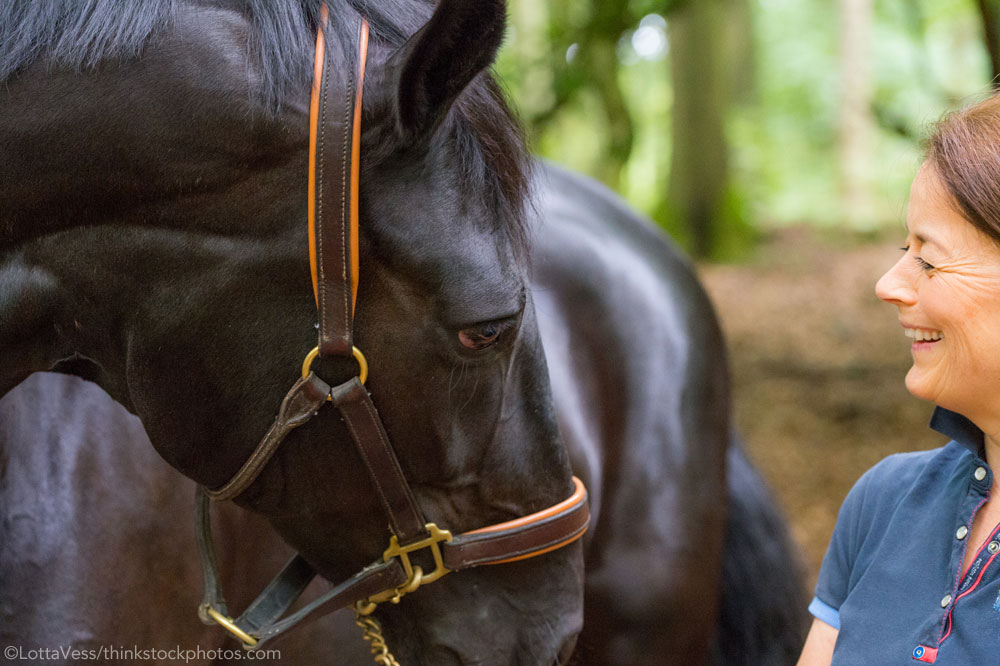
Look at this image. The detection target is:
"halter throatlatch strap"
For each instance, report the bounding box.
[195,7,591,652]
[308,4,366,357]
[205,373,331,502]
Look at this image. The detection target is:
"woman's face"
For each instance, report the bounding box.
[876,163,1000,421]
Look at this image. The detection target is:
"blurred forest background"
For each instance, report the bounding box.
[495,0,1000,586]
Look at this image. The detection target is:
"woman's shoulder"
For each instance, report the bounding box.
[845,441,970,511]
[862,440,967,481]
[817,441,972,596]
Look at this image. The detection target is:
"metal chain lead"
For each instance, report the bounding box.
[354,608,402,666]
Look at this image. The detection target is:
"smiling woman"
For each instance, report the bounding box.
[798,95,1000,666]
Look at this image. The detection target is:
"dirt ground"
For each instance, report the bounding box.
[698,227,948,591]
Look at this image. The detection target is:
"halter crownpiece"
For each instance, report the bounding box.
[195,7,590,652]
[307,2,363,357]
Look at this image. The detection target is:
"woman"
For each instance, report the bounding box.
[798,96,1000,665]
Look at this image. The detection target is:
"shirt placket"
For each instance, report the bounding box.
[912,460,993,663]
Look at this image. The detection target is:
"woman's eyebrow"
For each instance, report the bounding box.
[903,223,943,251]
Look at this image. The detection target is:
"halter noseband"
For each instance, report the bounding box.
[195,9,589,651]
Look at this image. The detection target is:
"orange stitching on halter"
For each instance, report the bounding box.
[465,476,587,535]
[461,476,588,564]
[307,5,328,307]
[475,532,588,566]
[308,7,366,315]
[351,22,367,313]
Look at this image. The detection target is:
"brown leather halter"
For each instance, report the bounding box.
[195,9,590,651]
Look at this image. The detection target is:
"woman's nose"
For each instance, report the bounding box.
[875,256,917,306]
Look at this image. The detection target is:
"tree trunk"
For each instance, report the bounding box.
[667,0,731,258]
[838,0,874,227]
[727,0,756,106]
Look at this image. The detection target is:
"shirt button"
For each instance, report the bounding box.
[975,466,988,481]
[957,526,969,540]
[990,542,1000,554]
[941,594,953,607]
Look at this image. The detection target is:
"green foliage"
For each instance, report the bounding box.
[740,0,989,230]
[497,0,993,257]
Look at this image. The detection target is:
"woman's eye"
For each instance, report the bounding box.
[900,245,935,272]
[458,321,508,350]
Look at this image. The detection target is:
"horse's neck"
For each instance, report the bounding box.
[0,0,308,241]
[0,17,311,397]
[0,128,306,403]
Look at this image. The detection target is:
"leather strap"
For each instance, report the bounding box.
[250,559,404,647]
[196,487,230,618]
[234,555,316,634]
[205,373,331,501]
[307,8,428,547]
[309,12,367,357]
[332,377,429,545]
[441,477,590,569]
[196,486,409,650]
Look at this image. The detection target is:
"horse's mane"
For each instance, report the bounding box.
[0,0,530,250]
[0,0,397,101]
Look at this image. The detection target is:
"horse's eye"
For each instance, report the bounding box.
[458,321,509,350]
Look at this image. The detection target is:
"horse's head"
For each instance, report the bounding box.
[0,0,583,663]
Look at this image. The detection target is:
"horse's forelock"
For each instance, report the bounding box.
[0,0,391,106]
[454,77,533,259]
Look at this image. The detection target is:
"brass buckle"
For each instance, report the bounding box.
[201,604,259,648]
[356,523,453,615]
[301,345,368,401]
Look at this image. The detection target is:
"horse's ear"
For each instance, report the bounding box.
[386,0,506,142]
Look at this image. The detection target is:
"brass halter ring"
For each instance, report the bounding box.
[201,605,259,648]
[301,345,368,385]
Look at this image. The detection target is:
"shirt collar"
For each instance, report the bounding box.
[929,407,984,457]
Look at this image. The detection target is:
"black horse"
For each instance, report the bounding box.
[0,0,806,664]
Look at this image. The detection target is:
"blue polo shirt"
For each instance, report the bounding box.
[809,407,1000,665]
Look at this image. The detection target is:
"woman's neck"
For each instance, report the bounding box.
[984,433,1000,471]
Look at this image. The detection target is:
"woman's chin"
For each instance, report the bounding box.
[903,368,938,404]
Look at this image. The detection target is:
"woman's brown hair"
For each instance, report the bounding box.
[927,94,1000,245]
